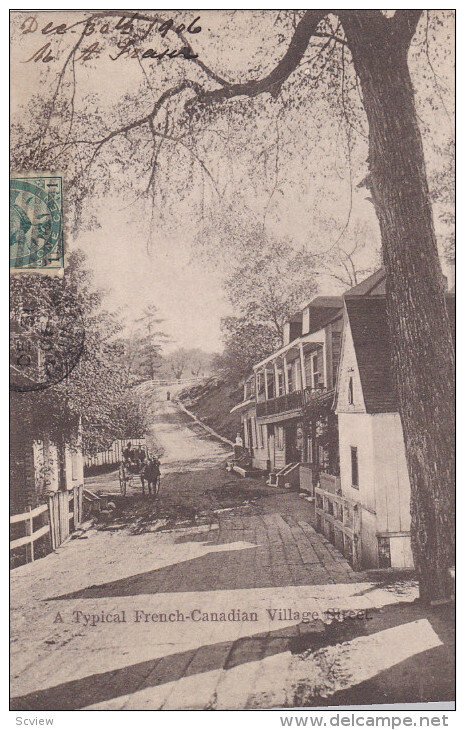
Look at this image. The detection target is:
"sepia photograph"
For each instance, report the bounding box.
[9,7,455,714]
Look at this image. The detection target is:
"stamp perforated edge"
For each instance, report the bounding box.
[10,170,65,277]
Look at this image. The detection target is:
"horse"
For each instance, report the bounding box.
[141,458,161,497]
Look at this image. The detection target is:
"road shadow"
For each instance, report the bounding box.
[10,602,454,710]
[289,602,455,707]
[92,474,274,535]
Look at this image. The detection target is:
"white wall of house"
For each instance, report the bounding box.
[338,412,413,569]
[335,318,365,414]
[271,425,286,470]
[371,413,411,534]
[254,422,270,471]
[389,534,414,569]
[371,413,413,569]
[46,442,59,492]
[338,413,376,512]
[32,438,59,495]
[32,437,84,496]
[336,313,413,569]
[242,409,269,470]
[65,443,84,489]
[245,419,286,472]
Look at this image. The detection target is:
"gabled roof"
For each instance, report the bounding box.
[299,294,343,311]
[345,294,455,414]
[290,295,343,325]
[287,310,304,324]
[310,295,344,308]
[345,297,396,413]
[309,307,343,334]
[344,267,451,299]
[344,268,386,298]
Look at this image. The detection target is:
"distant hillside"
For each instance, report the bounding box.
[177,376,242,442]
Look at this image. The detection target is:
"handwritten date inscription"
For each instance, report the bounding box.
[20,13,203,64]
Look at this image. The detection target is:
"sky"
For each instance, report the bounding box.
[74,201,231,353]
[10,10,455,354]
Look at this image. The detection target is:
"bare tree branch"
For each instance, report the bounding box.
[189,10,329,107]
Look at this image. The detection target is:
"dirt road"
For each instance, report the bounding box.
[10,396,454,710]
[84,392,232,497]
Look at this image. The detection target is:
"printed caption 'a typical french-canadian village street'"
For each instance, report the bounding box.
[11,379,454,711]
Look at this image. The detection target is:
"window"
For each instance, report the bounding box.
[276,426,284,450]
[256,422,263,449]
[287,365,293,392]
[311,353,320,389]
[348,376,354,405]
[252,418,258,448]
[306,437,313,463]
[351,446,359,488]
[260,424,267,449]
[295,360,301,391]
[267,372,274,399]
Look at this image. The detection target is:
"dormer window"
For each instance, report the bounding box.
[348,376,354,405]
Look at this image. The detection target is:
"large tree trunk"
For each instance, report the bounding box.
[341,13,455,602]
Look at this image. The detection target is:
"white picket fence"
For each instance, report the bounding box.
[84,438,146,469]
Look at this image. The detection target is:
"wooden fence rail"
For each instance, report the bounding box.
[10,483,84,566]
[315,485,362,569]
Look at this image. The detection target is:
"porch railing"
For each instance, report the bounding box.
[315,484,362,569]
[256,386,329,418]
[319,472,341,494]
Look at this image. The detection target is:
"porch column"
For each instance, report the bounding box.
[299,343,307,389]
[283,356,290,394]
[264,368,269,400]
[243,417,249,448]
[322,330,328,388]
[274,360,280,396]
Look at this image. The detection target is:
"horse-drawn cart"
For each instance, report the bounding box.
[118,461,141,496]
[118,449,161,497]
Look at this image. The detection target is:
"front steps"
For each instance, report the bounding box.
[226,460,261,479]
[267,462,301,489]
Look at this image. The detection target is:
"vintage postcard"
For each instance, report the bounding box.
[9,8,455,716]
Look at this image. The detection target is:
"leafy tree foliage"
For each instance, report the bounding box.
[160,347,214,380]
[10,250,148,452]
[134,305,169,381]
[213,315,278,383]
[10,9,455,600]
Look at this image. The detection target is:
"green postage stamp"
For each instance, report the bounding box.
[10,175,64,272]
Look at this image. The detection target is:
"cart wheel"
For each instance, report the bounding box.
[119,464,127,496]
